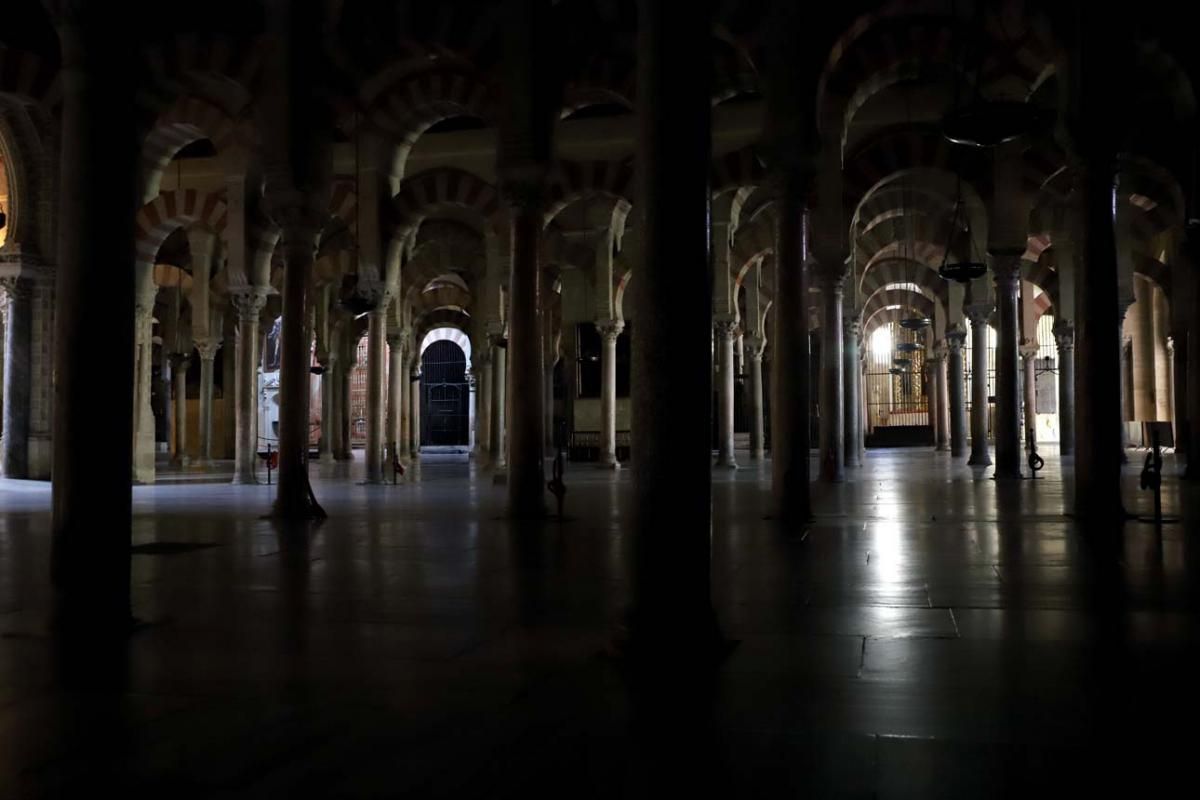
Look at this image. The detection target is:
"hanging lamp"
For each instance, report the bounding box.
[938,172,987,283]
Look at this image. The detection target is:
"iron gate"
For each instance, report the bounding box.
[421,340,469,446]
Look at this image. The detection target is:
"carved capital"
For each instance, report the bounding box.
[231,288,270,322]
[713,316,740,340]
[1053,319,1075,351]
[595,318,625,343]
[0,275,33,302]
[964,304,993,326]
[1019,341,1040,361]
[843,318,862,339]
[194,339,221,361]
[945,325,967,353]
[743,334,766,359]
[990,252,1023,288]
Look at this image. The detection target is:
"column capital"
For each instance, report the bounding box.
[194,338,221,361]
[964,304,992,326]
[595,318,625,342]
[386,332,405,351]
[743,334,766,359]
[0,275,33,301]
[945,326,967,351]
[712,316,739,339]
[1166,335,1175,355]
[989,250,1023,285]
[231,288,269,321]
[842,318,861,338]
[1019,341,1040,361]
[1052,319,1074,350]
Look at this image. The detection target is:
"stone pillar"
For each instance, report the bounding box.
[966,307,992,466]
[475,350,492,461]
[946,327,968,457]
[843,320,862,467]
[934,348,950,451]
[318,354,333,460]
[1054,320,1075,456]
[1,277,32,478]
[500,179,546,518]
[1172,332,1188,457]
[628,0,720,657]
[596,319,624,468]
[745,335,766,460]
[1119,314,1133,457]
[50,7,138,630]
[173,355,190,465]
[1021,343,1038,451]
[272,227,320,518]
[817,274,844,481]
[490,337,507,469]
[132,282,156,483]
[387,332,404,460]
[328,353,344,460]
[1131,277,1156,422]
[338,352,352,460]
[410,365,422,458]
[195,338,220,465]
[714,317,738,469]
[771,172,813,519]
[364,309,386,483]
[992,254,1022,478]
[1074,159,1126,517]
[232,291,267,482]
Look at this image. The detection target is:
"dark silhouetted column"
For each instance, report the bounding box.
[1,277,32,478]
[992,253,1022,478]
[596,319,623,468]
[817,272,845,481]
[714,317,738,469]
[1054,320,1075,456]
[946,326,968,457]
[966,306,992,466]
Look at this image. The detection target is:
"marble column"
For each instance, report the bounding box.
[1074,158,1125,517]
[1021,344,1038,451]
[338,353,353,461]
[771,171,813,520]
[966,307,993,466]
[490,337,507,469]
[51,7,138,630]
[745,335,766,460]
[1131,277,1156,422]
[1054,320,1075,456]
[475,351,492,462]
[714,317,738,469]
[232,291,267,483]
[195,338,221,466]
[273,227,320,518]
[501,179,546,518]
[328,353,344,460]
[992,254,1022,478]
[318,353,333,461]
[628,0,719,657]
[132,283,156,484]
[946,327,968,458]
[596,319,624,468]
[817,274,844,481]
[173,355,191,465]
[934,348,950,452]
[410,365,422,458]
[387,332,404,461]
[364,309,386,483]
[1,277,32,478]
[843,320,862,467]
[1119,321,1133,457]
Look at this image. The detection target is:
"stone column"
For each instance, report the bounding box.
[1054,320,1075,456]
[328,353,344,460]
[132,282,156,483]
[364,308,386,483]
[596,319,624,468]
[946,327,968,457]
[817,273,844,481]
[317,355,333,460]
[1,277,32,478]
[1173,332,1188,457]
[1131,277,1156,422]
[714,316,738,469]
[628,0,720,657]
[843,320,862,467]
[1021,343,1039,451]
[474,350,492,461]
[966,307,992,466]
[387,332,404,461]
[934,348,950,451]
[338,352,352,460]
[490,337,507,469]
[1119,316,1133,457]
[194,338,221,466]
[992,254,1022,478]
[272,226,321,518]
[232,291,267,482]
[50,7,138,630]
[173,355,191,465]
[771,171,813,520]
[410,364,422,458]
[745,335,766,460]
[500,178,546,518]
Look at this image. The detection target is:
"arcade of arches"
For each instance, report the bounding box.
[1,1,1199,794]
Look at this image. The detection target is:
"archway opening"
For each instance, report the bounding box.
[419,335,470,448]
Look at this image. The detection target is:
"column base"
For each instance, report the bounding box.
[967,452,992,467]
[28,434,53,480]
[231,475,259,486]
[936,444,950,453]
[715,456,738,470]
[599,459,622,471]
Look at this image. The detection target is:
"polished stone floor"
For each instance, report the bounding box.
[1,446,1198,797]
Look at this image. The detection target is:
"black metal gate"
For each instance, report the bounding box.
[421,340,469,446]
